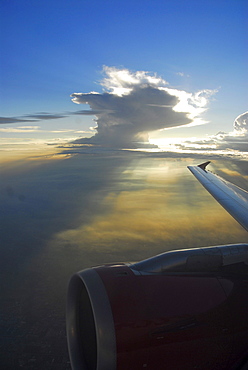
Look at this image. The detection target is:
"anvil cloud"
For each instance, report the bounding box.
[71,67,215,148]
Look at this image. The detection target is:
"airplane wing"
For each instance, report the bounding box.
[67,160,248,370]
[188,161,248,232]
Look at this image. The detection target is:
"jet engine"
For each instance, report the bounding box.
[67,244,248,370]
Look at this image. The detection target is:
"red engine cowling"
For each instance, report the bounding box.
[66,244,248,370]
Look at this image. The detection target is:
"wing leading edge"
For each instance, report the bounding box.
[188,162,248,232]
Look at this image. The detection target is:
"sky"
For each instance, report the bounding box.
[0,0,247,157]
[0,1,248,368]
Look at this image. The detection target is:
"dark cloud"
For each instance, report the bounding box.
[0,117,37,124]
[0,110,101,125]
[24,113,66,120]
[71,66,215,149]
[0,113,66,124]
[71,109,103,115]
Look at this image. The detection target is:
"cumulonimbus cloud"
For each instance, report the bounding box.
[71,66,215,148]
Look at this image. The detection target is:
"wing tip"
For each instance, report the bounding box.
[197,161,211,171]
[187,161,211,172]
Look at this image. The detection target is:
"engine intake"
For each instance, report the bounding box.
[67,244,248,370]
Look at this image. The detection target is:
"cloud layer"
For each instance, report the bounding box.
[1,66,216,150]
[177,111,248,154]
[71,66,215,148]
[0,111,91,125]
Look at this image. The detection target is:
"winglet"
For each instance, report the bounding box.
[198,161,211,171]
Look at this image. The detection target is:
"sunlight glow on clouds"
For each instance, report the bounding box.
[0,126,40,133]
[233,111,248,134]
[53,158,247,256]
[163,88,216,124]
[175,111,248,156]
[71,66,216,148]
[2,66,245,159]
[100,66,168,96]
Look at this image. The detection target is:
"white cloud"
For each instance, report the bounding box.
[175,111,248,155]
[18,126,40,129]
[163,88,216,123]
[233,111,248,134]
[71,66,215,148]
[50,129,75,133]
[0,126,41,133]
[176,72,190,78]
[99,66,168,96]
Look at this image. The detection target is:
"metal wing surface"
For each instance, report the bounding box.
[188,161,248,232]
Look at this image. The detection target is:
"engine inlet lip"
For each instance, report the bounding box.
[67,268,116,370]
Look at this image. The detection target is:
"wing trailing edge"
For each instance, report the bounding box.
[188,162,248,232]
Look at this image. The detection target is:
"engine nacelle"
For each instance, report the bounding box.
[67,244,248,370]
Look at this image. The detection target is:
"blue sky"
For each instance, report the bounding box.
[0,0,247,153]
[1,3,248,365]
